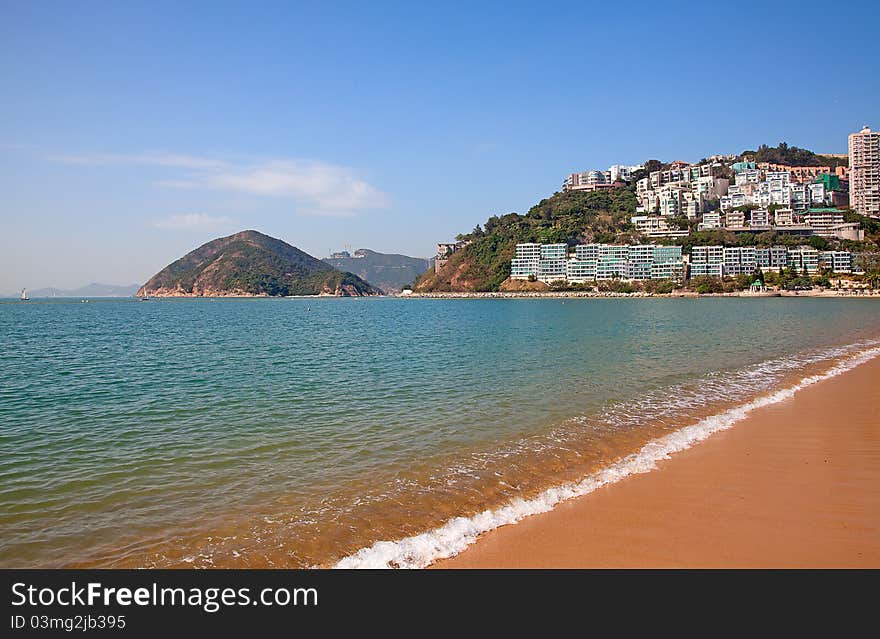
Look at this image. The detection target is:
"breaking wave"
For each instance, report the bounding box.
[335,341,880,568]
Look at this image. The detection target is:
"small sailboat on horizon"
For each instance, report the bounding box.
[20,288,29,301]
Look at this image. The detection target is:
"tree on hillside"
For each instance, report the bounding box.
[745,142,839,167]
[644,159,663,174]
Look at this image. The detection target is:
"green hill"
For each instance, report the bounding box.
[323,249,431,293]
[741,142,848,169]
[417,167,877,293]
[138,230,381,297]
[416,187,641,292]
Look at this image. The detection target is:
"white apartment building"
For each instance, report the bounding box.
[541,244,568,260]
[689,245,725,277]
[822,251,852,274]
[735,169,762,185]
[849,125,880,217]
[575,244,599,261]
[511,243,685,283]
[596,245,630,280]
[725,210,747,229]
[788,246,820,273]
[537,243,569,283]
[690,245,851,277]
[637,164,728,217]
[803,210,845,237]
[789,184,810,212]
[774,208,795,225]
[749,209,771,228]
[627,245,654,280]
[808,182,827,205]
[510,243,542,278]
[565,163,644,192]
[755,247,788,269]
[566,259,597,282]
[722,247,757,275]
[698,211,722,230]
[538,259,567,282]
[631,215,690,238]
[563,170,609,191]
[609,164,644,182]
[721,192,748,210]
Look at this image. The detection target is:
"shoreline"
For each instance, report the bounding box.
[14,291,877,301]
[434,351,880,568]
[406,289,880,299]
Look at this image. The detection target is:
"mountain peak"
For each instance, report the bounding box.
[139,231,381,297]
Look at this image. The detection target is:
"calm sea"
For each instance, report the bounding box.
[1,296,879,568]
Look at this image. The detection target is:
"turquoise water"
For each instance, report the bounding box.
[1,296,879,567]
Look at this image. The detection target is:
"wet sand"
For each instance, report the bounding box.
[437,355,880,568]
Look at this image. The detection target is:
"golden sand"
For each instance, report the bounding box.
[437,356,880,568]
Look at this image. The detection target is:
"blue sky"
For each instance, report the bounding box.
[1,0,878,291]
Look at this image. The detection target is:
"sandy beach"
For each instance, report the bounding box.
[437,354,880,568]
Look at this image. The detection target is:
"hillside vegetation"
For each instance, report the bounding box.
[417,149,876,292]
[416,187,640,292]
[139,230,380,296]
[742,142,848,169]
[323,249,430,293]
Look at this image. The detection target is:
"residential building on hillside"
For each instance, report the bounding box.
[788,246,820,273]
[537,243,569,280]
[563,170,613,192]
[757,163,831,183]
[722,247,757,275]
[803,209,845,236]
[774,208,795,225]
[575,244,599,261]
[821,251,852,273]
[698,211,722,230]
[564,163,644,192]
[511,243,684,283]
[689,245,852,277]
[755,246,788,269]
[540,243,568,260]
[735,169,762,185]
[596,245,631,280]
[609,164,644,182]
[690,245,724,277]
[749,209,770,228]
[725,210,746,229]
[510,243,542,278]
[636,163,728,216]
[566,258,597,282]
[803,208,864,240]
[849,125,880,217]
[434,241,469,272]
[631,215,690,238]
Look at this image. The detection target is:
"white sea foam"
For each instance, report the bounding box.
[334,344,880,569]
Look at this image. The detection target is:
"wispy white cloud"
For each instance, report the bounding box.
[1,142,39,151]
[51,150,388,216]
[52,152,227,170]
[197,160,389,215]
[151,213,235,230]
